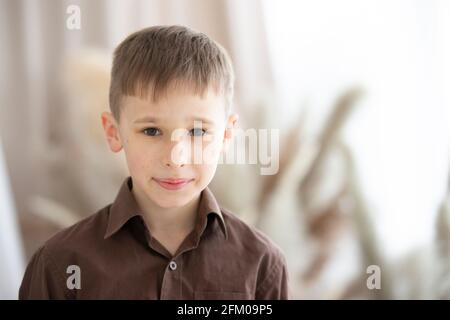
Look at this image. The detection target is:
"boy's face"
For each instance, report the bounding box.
[102,87,237,209]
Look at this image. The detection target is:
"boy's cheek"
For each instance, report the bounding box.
[194,164,218,183]
[125,149,155,170]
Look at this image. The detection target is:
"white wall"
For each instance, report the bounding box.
[263,0,450,259]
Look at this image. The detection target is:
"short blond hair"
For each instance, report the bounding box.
[109,25,234,120]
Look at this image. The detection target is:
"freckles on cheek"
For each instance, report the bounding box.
[126,149,146,170]
[132,149,159,172]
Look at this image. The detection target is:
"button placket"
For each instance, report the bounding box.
[160,258,182,299]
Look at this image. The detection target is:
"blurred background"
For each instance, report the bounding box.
[1,0,449,299]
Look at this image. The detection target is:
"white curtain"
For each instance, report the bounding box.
[0,138,24,299]
[263,0,450,259]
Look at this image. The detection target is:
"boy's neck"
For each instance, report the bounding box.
[131,186,201,236]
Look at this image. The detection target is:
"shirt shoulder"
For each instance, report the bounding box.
[219,206,286,264]
[30,204,111,277]
[43,204,111,255]
[219,207,290,299]
[19,205,111,299]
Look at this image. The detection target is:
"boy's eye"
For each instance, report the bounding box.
[189,128,206,137]
[143,128,161,136]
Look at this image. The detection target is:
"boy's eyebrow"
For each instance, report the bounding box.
[134,116,159,123]
[189,117,216,125]
[134,116,216,125]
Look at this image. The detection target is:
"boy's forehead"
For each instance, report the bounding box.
[121,90,226,122]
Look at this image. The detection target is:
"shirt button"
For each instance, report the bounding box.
[169,261,177,271]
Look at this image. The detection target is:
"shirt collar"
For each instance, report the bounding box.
[104,177,228,240]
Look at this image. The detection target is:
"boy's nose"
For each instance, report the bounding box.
[164,139,190,168]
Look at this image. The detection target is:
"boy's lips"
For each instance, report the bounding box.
[152,177,194,191]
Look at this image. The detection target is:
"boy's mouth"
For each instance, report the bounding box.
[152,178,194,191]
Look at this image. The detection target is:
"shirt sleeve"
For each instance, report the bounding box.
[19,245,72,300]
[255,249,291,300]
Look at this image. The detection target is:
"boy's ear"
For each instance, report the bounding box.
[101,112,123,152]
[222,113,239,152]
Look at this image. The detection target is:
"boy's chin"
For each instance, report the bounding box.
[149,188,201,208]
[152,195,196,209]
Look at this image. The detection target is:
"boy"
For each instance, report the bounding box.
[19,25,289,299]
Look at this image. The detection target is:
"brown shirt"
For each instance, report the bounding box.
[19,177,290,300]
